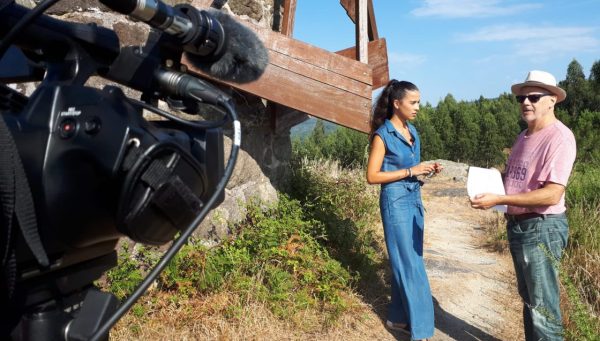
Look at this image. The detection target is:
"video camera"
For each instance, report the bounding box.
[0,0,266,339]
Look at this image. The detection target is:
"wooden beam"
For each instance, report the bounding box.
[216,62,371,132]
[261,32,371,86]
[273,106,310,134]
[281,0,297,37]
[268,50,370,98]
[336,38,389,89]
[340,0,379,41]
[356,0,368,63]
[181,17,373,133]
[267,100,310,135]
[367,0,378,40]
[268,101,278,131]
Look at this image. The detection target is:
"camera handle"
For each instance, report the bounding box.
[7,251,119,340]
[17,289,117,341]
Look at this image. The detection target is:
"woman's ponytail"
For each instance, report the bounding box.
[369,80,419,140]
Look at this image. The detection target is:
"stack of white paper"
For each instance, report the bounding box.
[467,166,507,213]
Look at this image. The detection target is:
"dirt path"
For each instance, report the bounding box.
[344,175,525,341]
[422,177,523,341]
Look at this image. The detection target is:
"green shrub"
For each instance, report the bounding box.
[288,158,383,282]
[104,243,157,300]
[562,163,600,337]
[103,194,357,326]
[155,196,354,322]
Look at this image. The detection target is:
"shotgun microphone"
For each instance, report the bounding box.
[99,0,268,83]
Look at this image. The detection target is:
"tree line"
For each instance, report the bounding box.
[294,59,600,168]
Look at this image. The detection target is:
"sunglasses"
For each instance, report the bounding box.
[515,94,551,104]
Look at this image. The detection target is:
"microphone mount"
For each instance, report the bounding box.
[99,0,227,60]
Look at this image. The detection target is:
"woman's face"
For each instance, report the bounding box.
[393,90,420,121]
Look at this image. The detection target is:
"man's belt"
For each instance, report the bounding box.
[504,212,563,222]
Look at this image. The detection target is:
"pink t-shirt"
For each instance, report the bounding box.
[504,120,576,215]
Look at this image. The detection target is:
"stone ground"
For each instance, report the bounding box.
[422,177,524,341]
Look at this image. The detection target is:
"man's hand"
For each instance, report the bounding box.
[470,193,502,210]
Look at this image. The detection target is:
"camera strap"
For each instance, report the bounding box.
[143,161,204,228]
[122,143,203,230]
[0,115,49,280]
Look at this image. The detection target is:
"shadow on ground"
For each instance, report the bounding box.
[432,296,502,341]
[360,271,503,340]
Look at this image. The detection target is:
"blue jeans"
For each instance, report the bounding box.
[507,213,569,341]
[380,181,434,340]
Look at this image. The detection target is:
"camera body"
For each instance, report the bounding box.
[2,82,223,276]
[0,1,232,338]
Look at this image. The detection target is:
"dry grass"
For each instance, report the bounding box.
[109,290,382,341]
[565,249,600,314]
[478,211,509,254]
[561,248,600,339]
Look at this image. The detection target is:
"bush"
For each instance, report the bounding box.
[104,195,356,326]
[562,164,600,338]
[288,158,383,281]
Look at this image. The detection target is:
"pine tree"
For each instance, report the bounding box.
[492,93,523,147]
[559,59,590,117]
[476,111,505,167]
[452,103,480,163]
[414,105,444,161]
[588,60,600,111]
[431,95,457,160]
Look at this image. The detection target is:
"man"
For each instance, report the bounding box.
[471,70,576,341]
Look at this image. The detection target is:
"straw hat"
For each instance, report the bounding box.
[511,70,567,103]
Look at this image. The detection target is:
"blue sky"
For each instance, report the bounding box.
[293,0,600,106]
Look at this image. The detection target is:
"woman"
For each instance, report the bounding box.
[366,79,441,340]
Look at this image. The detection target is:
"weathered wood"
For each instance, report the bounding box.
[268,51,370,99]
[356,0,368,63]
[268,0,296,131]
[182,10,373,132]
[367,0,378,40]
[267,64,369,131]
[254,25,372,85]
[340,0,379,41]
[336,38,389,89]
[268,101,278,131]
[281,0,297,37]
[274,106,310,134]
[184,60,371,132]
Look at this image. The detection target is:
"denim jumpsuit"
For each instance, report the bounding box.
[375,119,434,340]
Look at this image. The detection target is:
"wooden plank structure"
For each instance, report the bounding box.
[336,39,389,90]
[280,0,297,37]
[183,0,389,133]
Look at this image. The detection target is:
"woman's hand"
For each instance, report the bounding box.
[410,162,437,176]
[432,162,443,175]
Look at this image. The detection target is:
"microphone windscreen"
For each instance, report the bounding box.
[186,8,269,84]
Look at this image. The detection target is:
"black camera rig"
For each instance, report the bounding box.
[0,0,253,339]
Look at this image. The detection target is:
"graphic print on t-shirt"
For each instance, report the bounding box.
[505,159,530,190]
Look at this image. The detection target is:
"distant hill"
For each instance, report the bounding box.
[290,117,339,139]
